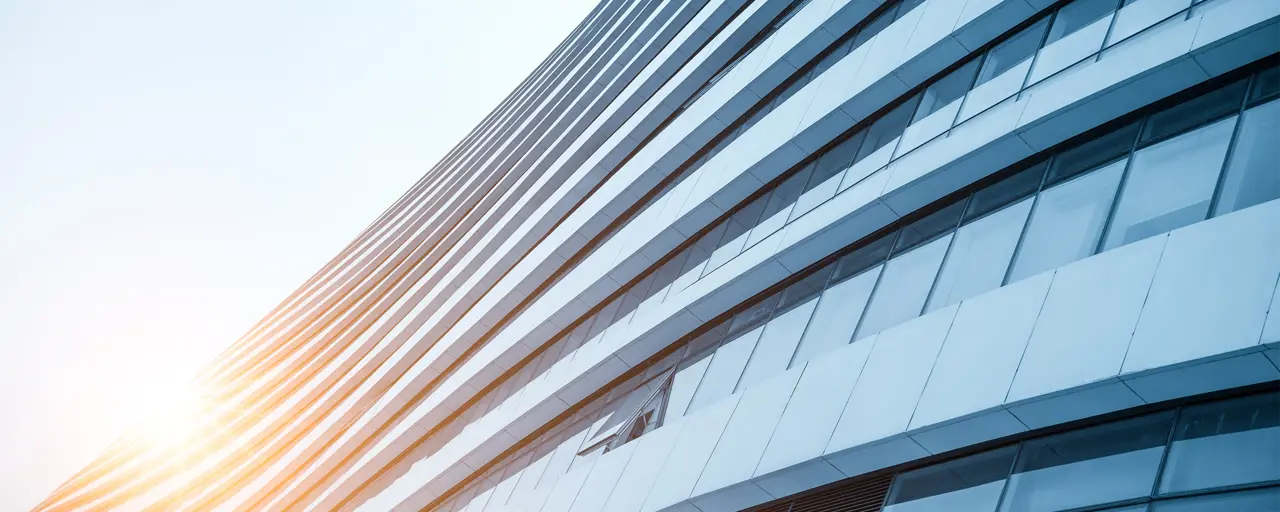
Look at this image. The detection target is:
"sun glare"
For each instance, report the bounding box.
[130,383,208,450]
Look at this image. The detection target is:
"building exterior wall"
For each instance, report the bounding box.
[38,0,1280,511]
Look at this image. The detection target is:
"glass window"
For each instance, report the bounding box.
[1213,100,1280,216]
[735,297,819,391]
[1151,488,1280,512]
[854,233,953,340]
[685,326,763,414]
[895,200,966,252]
[926,198,1033,311]
[704,194,768,272]
[998,412,1175,512]
[1159,393,1280,494]
[727,290,781,337]
[1008,159,1125,282]
[1141,79,1246,144]
[776,263,833,313]
[1251,65,1280,103]
[884,447,1017,512]
[855,96,920,163]
[974,19,1049,87]
[812,134,864,188]
[832,234,895,283]
[1046,0,1119,44]
[966,163,1046,221]
[852,6,895,47]
[914,60,981,122]
[1047,122,1139,184]
[789,265,882,368]
[1102,116,1235,250]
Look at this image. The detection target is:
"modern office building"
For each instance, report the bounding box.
[37,0,1280,511]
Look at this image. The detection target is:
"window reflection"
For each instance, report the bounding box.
[1008,159,1124,282]
[884,446,1017,512]
[974,19,1048,87]
[1159,393,1280,493]
[1101,116,1235,250]
[998,412,1175,512]
[927,198,1032,311]
[854,234,952,340]
[1046,0,1119,44]
[1213,100,1280,216]
[788,265,881,369]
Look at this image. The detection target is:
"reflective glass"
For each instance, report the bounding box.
[1046,0,1119,43]
[1213,100,1280,216]
[1008,159,1125,282]
[735,298,818,391]
[974,19,1049,87]
[727,291,780,337]
[926,198,1033,311]
[895,200,966,252]
[856,96,920,162]
[789,265,882,369]
[685,326,763,414]
[854,234,952,340]
[913,60,981,122]
[852,7,894,47]
[1151,488,1280,512]
[1251,65,1280,103]
[812,134,864,188]
[832,234,895,283]
[966,163,1046,221]
[1102,116,1235,250]
[1047,122,1139,184]
[1141,79,1246,144]
[884,447,1017,512]
[998,412,1175,512]
[777,263,833,313]
[1159,393,1280,493]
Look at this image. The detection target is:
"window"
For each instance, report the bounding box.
[1046,0,1119,44]
[926,198,1033,311]
[735,297,818,391]
[1141,79,1246,144]
[884,447,1017,512]
[1101,116,1235,250]
[788,264,881,368]
[965,163,1046,221]
[855,97,920,162]
[974,19,1048,87]
[1250,65,1280,103]
[1151,488,1280,511]
[1046,122,1139,184]
[1007,159,1124,282]
[913,60,980,122]
[684,326,762,414]
[854,233,952,340]
[998,412,1175,512]
[1213,99,1280,216]
[1158,393,1280,494]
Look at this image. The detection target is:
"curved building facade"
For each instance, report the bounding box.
[37,0,1280,511]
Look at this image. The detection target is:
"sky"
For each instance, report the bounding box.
[0,0,598,509]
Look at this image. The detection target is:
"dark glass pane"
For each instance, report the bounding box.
[714,194,768,250]
[832,233,895,283]
[1250,65,1280,103]
[999,412,1175,512]
[759,166,811,221]
[914,59,981,122]
[966,162,1048,221]
[643,247,691,300]
[1159,392,1280,493]
[727,291,781,335]
[855,95,921,162]
[777,263,834,313]
[585,298,621,340]
[1141,79,1247,144]
[1152,488,1280,512]
[1047,121,1140,184]
[885,447,1017,510]
[1214,99,1280,216]
[1046,0,1119,44]
[852,6,895,47]
[680,221,724,275]
[811,134,864,187]
[894,200,966,252]
[975,19,1049,86]
[682,321,730,361]
[895,0,927,20]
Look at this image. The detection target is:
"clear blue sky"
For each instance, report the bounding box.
[0,0,597,508]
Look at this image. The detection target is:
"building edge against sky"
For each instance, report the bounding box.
[36,0,1280,511]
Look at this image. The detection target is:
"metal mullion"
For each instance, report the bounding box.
[848,230,900,342]
[1001,160,1054,286]
[990,442,1027,512]
[1148,406,1185,498]
[1091,114,1146,255]
[918,196,973,316]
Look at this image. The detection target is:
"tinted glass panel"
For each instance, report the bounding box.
[735,298,818,391]
[1159,393,1280,493]
[966,162,1047,221]
[811,134,863,188]
[1102,116,1235,250]
[1046,0,1119,44]
[895,200,966,252]
[1251,65,1280,102]
[777,263,833,312]
[1152,488,1280,512]
[927,198,1033,311]
[914,60,981,122]
[789,265,881,369]
[1213,100,1280,216]
[856,96,920,162]
[1141,79,1246,143]
[1047,122,1139,184]
[832,234,895,283]
[885,447,1017,512]
[975,19,1049,86]
[1008,159,1124,282]
[998,412,1175,512]
[854,234,952,340]
[684,326,762,414]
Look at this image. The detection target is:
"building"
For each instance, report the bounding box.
[36,0,1280,511]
